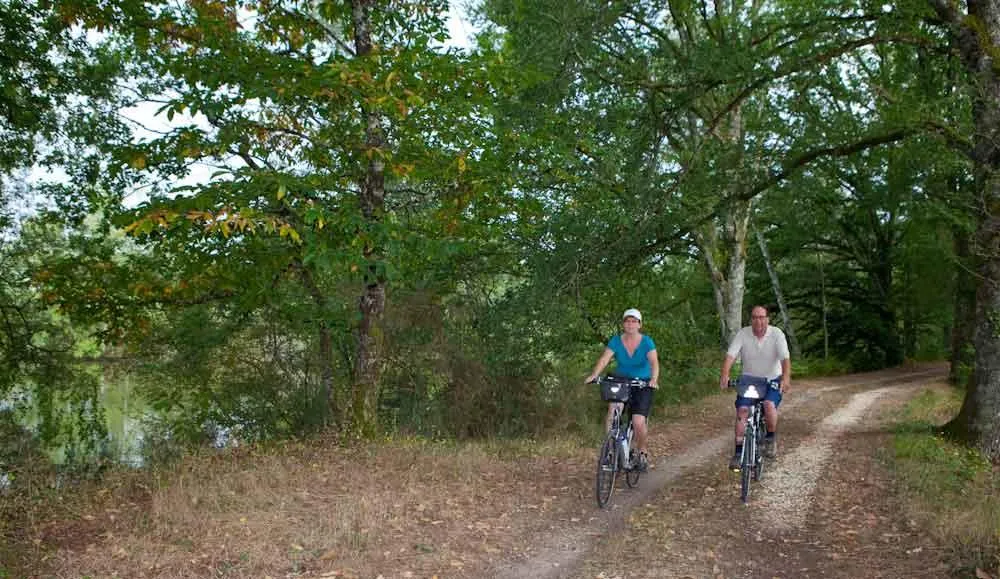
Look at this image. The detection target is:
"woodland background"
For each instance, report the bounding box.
[2,0,999,482]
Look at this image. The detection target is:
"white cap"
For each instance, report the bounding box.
[622,308,642,322]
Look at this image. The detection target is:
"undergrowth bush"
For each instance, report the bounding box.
[794,355,852,378]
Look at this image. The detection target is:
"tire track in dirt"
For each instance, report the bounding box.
[489,435,731,579]
[759,387,897,531]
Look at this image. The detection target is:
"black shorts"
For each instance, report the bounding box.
[627,386,654,417]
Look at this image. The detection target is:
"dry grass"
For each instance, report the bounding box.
[7,434,596,578]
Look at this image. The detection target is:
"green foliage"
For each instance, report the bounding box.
[1,1,96,170]
[0,1,130,471]
[478,0,962,373]
[133,304,337,445]
[0,212,108,467]
[0,0,980,472]
[792,356,852,378]
[377,286,560,438]
[749,133,964,370]
[1,0,132,223]
[62,0,509,438]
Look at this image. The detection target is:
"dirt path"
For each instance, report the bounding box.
[488,364,950,579]
[35,365,952,579]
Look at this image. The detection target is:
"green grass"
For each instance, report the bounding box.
[889,387,1000,576]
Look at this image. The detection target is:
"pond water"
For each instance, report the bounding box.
[6,374,147,472]
[7,372,245,483]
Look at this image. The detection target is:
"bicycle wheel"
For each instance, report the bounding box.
[595,434,618,508]
[620,425,638,487]
[740,432,754,504]
[753,414,766,482]
[625,450,641,488]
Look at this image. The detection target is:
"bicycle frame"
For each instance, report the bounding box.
[595,376,649,508]
[608,404,634,470]
[734,378,778,504]
[743,402,766,462]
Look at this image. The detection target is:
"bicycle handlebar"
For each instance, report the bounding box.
[591,376,652,388]
[727,377,782,388]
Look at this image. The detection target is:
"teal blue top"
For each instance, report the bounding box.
[607,334,656,379]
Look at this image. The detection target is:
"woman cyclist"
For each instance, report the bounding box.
[585,308,659,471]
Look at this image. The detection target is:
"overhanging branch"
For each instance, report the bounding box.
[745,128,914,201]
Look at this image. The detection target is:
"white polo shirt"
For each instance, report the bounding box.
[726,325,790,378]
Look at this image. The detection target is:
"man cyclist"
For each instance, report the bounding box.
[719,305,791,471]
[585,308,659,471]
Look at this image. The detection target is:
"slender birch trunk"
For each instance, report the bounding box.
[754,223,799,357]
[351,0,387,438]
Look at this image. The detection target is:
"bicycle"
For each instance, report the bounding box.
[729,377,779,504]
[593,375,651,508]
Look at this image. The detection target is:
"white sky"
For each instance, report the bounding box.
[447,1,475,50]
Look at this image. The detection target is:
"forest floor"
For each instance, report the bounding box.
[25,363,956,578]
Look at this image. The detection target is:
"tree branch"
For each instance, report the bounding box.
[693,127,914,229]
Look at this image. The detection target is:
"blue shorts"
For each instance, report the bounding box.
[734,375,783,409]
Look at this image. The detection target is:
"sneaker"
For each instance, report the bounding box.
[764,437,777,459]
[638,451,650,472]
[728,453,741,471]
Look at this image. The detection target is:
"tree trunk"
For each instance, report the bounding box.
[351,0,387,439]
[819,252,829,359]
[696,104,752,349]
[754,223,800,357]
[932,0,1000,461]
[697,197,751,349]
[873,250,904,366]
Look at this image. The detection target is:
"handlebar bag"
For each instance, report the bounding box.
[600,377,633,402]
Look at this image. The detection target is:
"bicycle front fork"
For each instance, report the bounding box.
[741,411,760,461]
[619,424,634,469]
